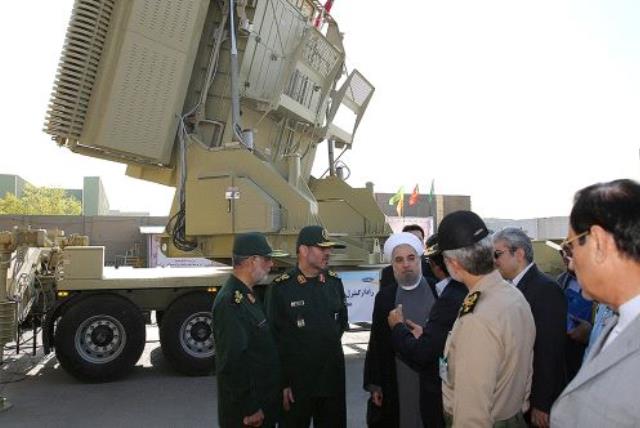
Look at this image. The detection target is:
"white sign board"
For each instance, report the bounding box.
[339,270,380,323]
[148,235,215,268]
[386,216,434,237]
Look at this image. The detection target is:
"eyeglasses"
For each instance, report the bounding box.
[560,230,590,259]
[493,248,515,260]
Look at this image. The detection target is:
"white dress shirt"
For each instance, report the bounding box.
[511,262,534,287]
[602,293,640,350]
[435,277,451,297]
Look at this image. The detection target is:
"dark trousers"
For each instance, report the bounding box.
[281,395,346,428]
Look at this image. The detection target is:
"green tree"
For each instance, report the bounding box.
[0,185,82,215]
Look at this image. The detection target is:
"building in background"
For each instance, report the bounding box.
[0,174,147,216]
[484,216,569,240]
[0,174,31,200]
[374,192,471,235]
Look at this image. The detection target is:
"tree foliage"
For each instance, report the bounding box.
[0,185,82,215]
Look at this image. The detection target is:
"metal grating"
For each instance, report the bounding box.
[44,0,115,141]
[346,70,373,107]
[301,32,341,79]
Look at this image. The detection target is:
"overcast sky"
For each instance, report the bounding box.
[1,1,638,219]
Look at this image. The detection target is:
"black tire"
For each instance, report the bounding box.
[54,294,146,382]
[159,292,215,376]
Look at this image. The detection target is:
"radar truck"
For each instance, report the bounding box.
[0,0,387,384]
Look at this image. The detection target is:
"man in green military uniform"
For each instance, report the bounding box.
[265,225,349,428]
[212,232,286,428]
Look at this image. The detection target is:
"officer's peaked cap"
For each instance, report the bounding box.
[233,232,287,257]
[297,225,346,249]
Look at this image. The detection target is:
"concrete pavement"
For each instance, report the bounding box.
[0,326,371,427]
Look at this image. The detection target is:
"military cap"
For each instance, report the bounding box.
[296,225,346,249]
[438,210,489,251]
[233,232,287,257]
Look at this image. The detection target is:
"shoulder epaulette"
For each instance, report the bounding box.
[274,273,290,283]
[459,291,481,317]
[233,290,244,304]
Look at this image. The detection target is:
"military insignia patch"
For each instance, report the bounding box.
[297,274,307,284]
[234,290,244,304]
[274,273,290,283]
[459,291,481,317]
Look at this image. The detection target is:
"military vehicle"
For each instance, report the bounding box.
[0,0,386,385]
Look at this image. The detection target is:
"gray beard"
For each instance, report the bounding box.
[396,271,421,288]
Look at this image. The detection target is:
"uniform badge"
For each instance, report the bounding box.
[233,290,244,304]
[328,270,338,278]
[297,274,307,284]
[290,300,305,307]
[296,317,306,328]
[439,357,449,383]
[459,291,481,316]
[247,293,256,304]
[275,273,290,283]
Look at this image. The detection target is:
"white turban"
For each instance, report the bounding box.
[383,232,424,263]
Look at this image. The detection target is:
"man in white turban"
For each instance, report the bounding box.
[363,232,436,428]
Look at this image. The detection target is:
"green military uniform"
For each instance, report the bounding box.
[213,275,281,427]
[266,267,349,428]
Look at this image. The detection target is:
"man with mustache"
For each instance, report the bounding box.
[212,232,285,427]
[265,225,349,427]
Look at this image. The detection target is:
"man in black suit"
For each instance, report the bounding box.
[493,228,567,428]
[387,234,467,428]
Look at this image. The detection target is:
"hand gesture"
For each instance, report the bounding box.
[387,304,404,328]
[243,409,264,427]
[282,387,295,411]
[405,319,423,339]
[371,389,383,407]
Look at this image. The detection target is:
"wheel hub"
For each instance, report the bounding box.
[75,315,127,364]
[180,313,215,358]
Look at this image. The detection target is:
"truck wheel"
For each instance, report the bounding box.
[159,292,215,376]
[54,294,146,382]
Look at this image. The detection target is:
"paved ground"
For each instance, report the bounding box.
[0,325,371,427]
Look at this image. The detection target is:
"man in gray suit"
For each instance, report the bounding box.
[551,179,640,427]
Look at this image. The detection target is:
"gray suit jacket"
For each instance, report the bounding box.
[550,313,640,427]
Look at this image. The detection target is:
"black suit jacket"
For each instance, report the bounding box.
[363,279,400,427]
[390,279,467,428]
[517,264,568,413]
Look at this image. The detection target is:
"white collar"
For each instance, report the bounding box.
[512,262,535,287]
[400,276,423,291]
[435,277,451,297]
[617,293,640,332]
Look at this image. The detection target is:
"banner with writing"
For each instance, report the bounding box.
[339,270,381,323]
